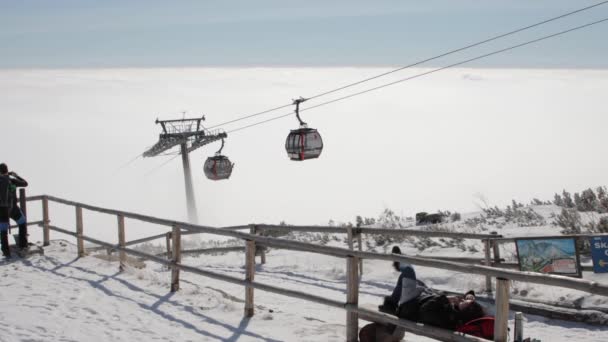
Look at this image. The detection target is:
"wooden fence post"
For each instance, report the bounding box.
[19,188,26,218]
[491,231,501,264]
[76,206,85,257]
[18,189,27,245]
[117,215,126,271]
[484,239,492,293]
[346,256,359,342]
[250,225,266,264]
[346,226,354,250]
[171,225,181,292]
[494,278,510,342]
[245,240,256,317]
[357,232,363,278]
[165,232,172,258]
[42,196,50,246]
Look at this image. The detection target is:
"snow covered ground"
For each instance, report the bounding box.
[1,219,607,342]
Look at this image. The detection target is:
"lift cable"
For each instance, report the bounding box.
[144,15,608,174]
[225,17,608,135]
[206,0,608,131]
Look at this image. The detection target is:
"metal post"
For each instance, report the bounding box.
[180,143,198,224]
[514,312,524,342]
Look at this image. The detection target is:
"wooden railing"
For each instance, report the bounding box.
[20,193,608,342]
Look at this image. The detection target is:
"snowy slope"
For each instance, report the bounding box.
[1,236,607,342]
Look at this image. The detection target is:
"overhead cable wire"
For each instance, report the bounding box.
[225,17,608,135]
[146,14,608,174]
[304,0,608,101]
[144,153,182,177]
[207,103,293,129]
[208,0,608,131]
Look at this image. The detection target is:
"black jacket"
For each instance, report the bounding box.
[8,174,28,206]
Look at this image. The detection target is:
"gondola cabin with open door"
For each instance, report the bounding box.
[285,97,323,161]
[204,138,234,180]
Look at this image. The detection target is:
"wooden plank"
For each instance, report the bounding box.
[19,189,27,218]
[245,240,256,317]
[346,256,359,342]
[494,278,510,342]
[25,195,45,202]
[75,206,85,257]
[42,197,50,246]
[171,225,181,292]
[165,232,172,260]
[492,233,608,244]
[346,226,354,250]
[484,239,492,293]
[124,232,168,247]
[256,225,266,264]
[47,225,78,237]
[9,220,43,230]
[491,232,501,263]
[177,246,245,256]
[357,233,363,277]
[358,227,499,240]
[354,306,486,342]
[117,215,126,271]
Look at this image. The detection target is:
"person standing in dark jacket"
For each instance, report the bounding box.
[0,163,29,258]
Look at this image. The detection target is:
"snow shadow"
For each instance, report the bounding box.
[24,256,282,342]
[201,264,386,297]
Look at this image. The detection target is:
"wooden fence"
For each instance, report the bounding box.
[21,193,608,342]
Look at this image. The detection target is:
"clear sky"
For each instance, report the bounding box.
[1,0,607,68]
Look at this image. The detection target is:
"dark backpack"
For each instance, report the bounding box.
[0,175,10,208]
[456,316,495,340]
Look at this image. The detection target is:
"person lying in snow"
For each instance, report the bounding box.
[359,246,492,342]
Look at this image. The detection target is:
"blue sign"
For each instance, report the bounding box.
[590,236,608,274]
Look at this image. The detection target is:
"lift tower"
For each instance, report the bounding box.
[143,116,227,223]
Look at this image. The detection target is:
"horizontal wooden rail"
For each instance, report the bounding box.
[48,225,79,238]
[415,255,505,264]
[157,246,246,257]
[257,224,350,234]
[45,195,220,231]
[219,225,251,231]
[492,233,608,244]
[357,227,499,240]
[257,224,501,240]
[10,220,43,229]
[25,195,44,202]
[355,306,486,342]
[124,232,169,247]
